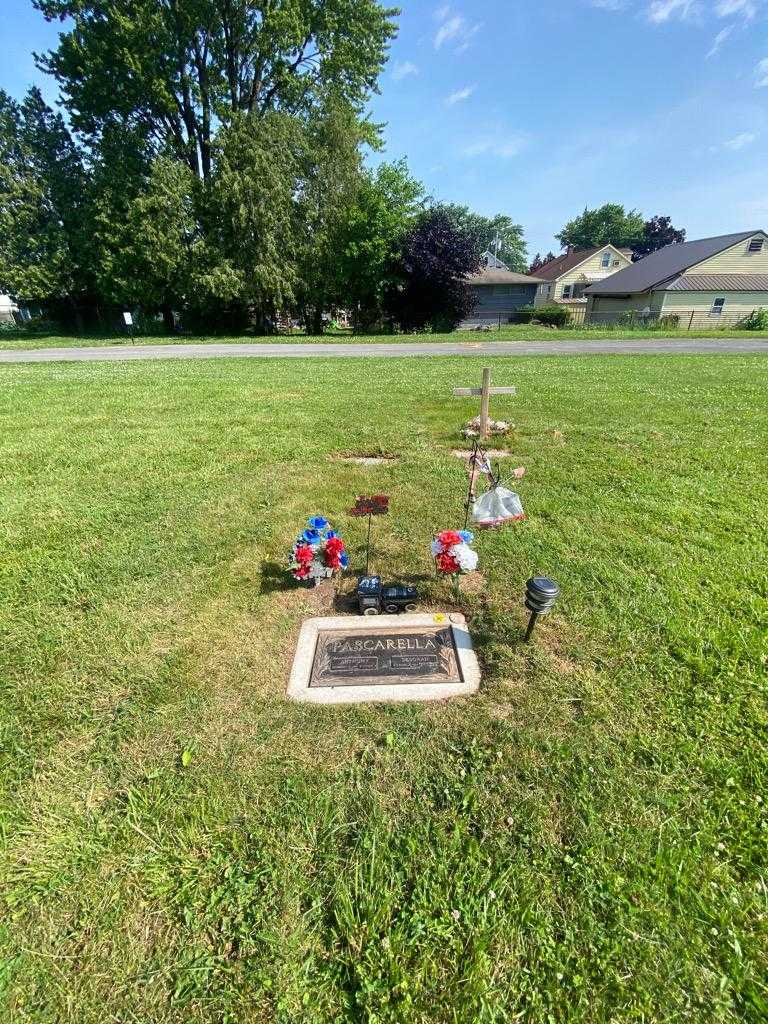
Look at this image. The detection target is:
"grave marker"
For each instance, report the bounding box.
[453,366,516,440]
[287,613,480,704]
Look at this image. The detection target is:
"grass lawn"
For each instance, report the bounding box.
[1,354,766,1023]
[1,324,768,349]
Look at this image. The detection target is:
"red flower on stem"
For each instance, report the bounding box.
[324,536,345,570]
[437,530,462,549]
[295,544,314,564]
[436,551,460,575]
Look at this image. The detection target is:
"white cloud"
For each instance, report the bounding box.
[435,14,464,48]
[715,0,757,18]
[433,7,482,53]
[756,57,768,87]
[446,85,475,105]
[646,0,696,22]
[706,25,734,57]
[722,131,758,149]
[461,135,528,159]
[392,60,418,81]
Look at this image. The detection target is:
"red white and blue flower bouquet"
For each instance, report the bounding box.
[431,529,478,599]
[289,516,349,585]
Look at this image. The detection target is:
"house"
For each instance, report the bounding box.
[585,230,768,326]
[533,244,633,308]
[460,251,543,329]
[0,294,19,324]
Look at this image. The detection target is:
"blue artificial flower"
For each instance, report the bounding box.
[308,516,329,531]
[302,528,321,544]
[340,551,349,568]
[326,530,340,539]
[458,530,475,544]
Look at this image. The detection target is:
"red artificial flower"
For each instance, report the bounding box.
[324,537,345,569]
[437,530,462,549]
[436,551,460,575]
[294,565,310,579]
[295,544,314,564]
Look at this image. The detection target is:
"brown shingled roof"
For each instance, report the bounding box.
[533,246,633,281]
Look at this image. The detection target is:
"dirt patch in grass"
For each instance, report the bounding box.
[330,452,399,465]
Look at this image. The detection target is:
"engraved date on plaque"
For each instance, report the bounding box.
[310,626,462,688]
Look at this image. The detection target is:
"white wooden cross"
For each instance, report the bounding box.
[453,367,516,440]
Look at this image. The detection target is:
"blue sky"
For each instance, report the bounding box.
[2,0,766,258]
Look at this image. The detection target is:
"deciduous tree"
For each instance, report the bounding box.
[443,205,527,271]
[384,205,481,332]
[633,215,686,260]
[35,0,398,180]
[556,203,644,251]
[331,159,424,331]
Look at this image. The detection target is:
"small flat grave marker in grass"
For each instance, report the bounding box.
[287,613,480,705]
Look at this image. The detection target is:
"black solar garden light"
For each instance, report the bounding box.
[524,577,560,641]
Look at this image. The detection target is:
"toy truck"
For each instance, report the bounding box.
[356,576,418,616]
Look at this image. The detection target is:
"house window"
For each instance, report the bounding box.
[561,284,572,299]
[601,252,611,268]
[572,283,587,299]
[709,297,726,317]
[748,238,764,253]
[612,259,620,266]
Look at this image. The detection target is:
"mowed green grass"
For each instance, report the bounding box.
[1,322,768,350]
[0,355,766,1023]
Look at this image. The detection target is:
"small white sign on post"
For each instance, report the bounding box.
[122,311,133,327]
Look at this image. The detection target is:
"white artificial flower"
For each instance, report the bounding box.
[430,539,445,557]
[452,543,478,572]
[309,559,327,578]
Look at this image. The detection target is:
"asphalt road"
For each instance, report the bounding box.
[1,338,767,362]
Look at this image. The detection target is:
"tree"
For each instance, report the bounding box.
[633,215,686,261]
[95,156,200,331]
[0,87,93,325]
[442,205,527,271]
[34,0,398,181]
[294,102,370,334]
[529,251,556,273]
[198,111,308,332]
[384,206,481,332]
[331,160,424,331]
[556,203,644,251]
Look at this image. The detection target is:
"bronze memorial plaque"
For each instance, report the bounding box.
[309,625,463,688]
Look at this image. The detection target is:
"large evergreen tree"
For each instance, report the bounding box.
[0,87,93,325]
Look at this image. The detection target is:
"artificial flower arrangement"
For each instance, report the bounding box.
[431,529,478,580]
[289,516,349,584]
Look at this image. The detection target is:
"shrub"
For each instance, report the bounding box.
[533,304,572,327]
[513,305,536,324]
[737,307,768,331]
[658,314,680,330]
[513,304,571,327]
